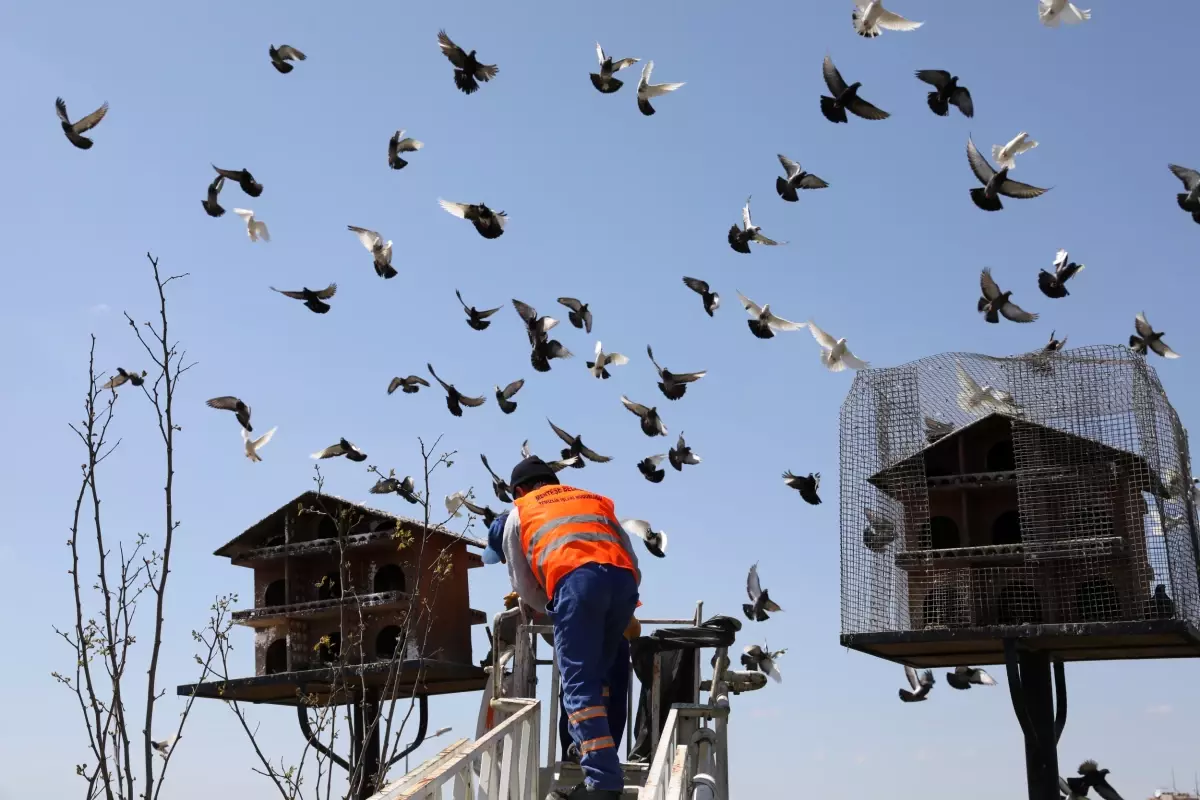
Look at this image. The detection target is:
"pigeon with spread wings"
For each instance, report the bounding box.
[456,290,502,331]
[311,439,367,462]
[549,419,612,466]
[668,432,701,471]
[1129,312,1180,359]
[271,283,336,314]
[242,426,277,462]
[587,341,628,379]
[557,297,594,333]
[621,396,668,437]
[808,320,869,372]
[55,97,109,150]
[852,0,923,37]
[899,665,934,702]
[207,396,252,432]
[202,176,226,217]
[915,70,973,118]
[636,60,684,116]
[1169,164,1200,225]
[637,455,668,484]
[820,55,890,123]
[729,196,786,253]
[481,454,513,503]
[212,165,263,197]
[388,130,423,170]
[622,519,667,558]
[439,199,506,239]
[784,472,821,505]
[269,44,306,73]
[946,666,997,690]
[741,645,785,683]
[744,563,782,622]
[427,364,486,417]
[682,277,720,316]
[1039,0,1091,27]
[591,43,639,94]
[1038,249,1084,299]
[101,368,146,390]
[387,375,429,395]
[775,155,829,202]
[494,379,524,414]
[647,345,706,400]
[966,137,1048,211]
[347,226,396,279]
[234,209,270,242]
[437,30,498,95]
[979,268,1038,323]
[738,292,805,340]
[992,132,1038,171]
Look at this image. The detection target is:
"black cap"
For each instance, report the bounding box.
[510,456,557,491]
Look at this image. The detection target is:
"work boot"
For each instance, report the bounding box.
[546,781,623,800]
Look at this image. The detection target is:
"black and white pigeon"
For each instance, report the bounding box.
[682,277,720,316]
[269,44,306,73]
[549,419,612,466]
[741,644,785,683]
[513,300,572,372]
[151,735,179,761]
[668,432,701,471]
[427,363,487,417]
[863,508,897,552]
[55,97,109,149]
[202,175,226,217]
[637,455,667,484]
[820,55,890,124]
[348,226,396,279]
[737,292,806,339]
[1150,584,1175,618]
[206,396,252,432]
[481,454,513,503]
[494,379,524,414]
[1075,761,1125,800]
[621,396,668,437]
[387,375,429,395]
[775,155,829,202]
[915,70,974,117]
[1169,164,1200,224]
[311,438,367,462]
[101,368,147,390]
[591,43,639,93]
[966,137,1048,211]
[946,666,997,690]
[743,563,782,622]
[852,0,923,37]
[622,519,667,558]
[271,283,336,314]
[388,130,424,170]
[439,199,506,239]
[530,337,573,373]
[636,60,685,116]
[1045,330,1068,352]
[457,290,502,330]
[557,297,594,333]
[899,665,935,702]
[783,471,821,505]
[462,497,502,528]
[437,30,498,95]
[1129,312,1180,358]
[729,196,786,253]
[370,472,419,504]
[1038,249,1085,298]
[979,268,1038,323]
[212,164,263,197]
[647,345,706,400]
[587,341,628,379]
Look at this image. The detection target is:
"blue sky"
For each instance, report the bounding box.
[3,0,1200,797]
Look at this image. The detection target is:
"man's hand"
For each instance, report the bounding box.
[503,591,520,610]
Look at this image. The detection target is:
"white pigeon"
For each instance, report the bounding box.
[152,734,179,761]
[233,208,270,242]
[852,0,924,38]
[736,291,806,339]
[587,340,629,379]
[636,60,684,116]
[621,519,668,558]
[955,362,1020,416]
[445,491,467,518]
[1038,0,1091,27]
[991,132,1039,172]
[242,426,277,462]
[347,225,395,278]
[808,320,869,372]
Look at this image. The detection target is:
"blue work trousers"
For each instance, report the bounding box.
[560,635,631,758]
[548,562,639,791]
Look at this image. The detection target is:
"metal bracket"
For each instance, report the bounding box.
[296,699,351,772]
[1003,640,1068,800]
[384,694,429,769]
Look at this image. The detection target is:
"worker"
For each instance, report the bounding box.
[482,456,640,800]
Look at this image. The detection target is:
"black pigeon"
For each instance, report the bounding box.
[647,345,706,401]
[775,154,829,202]
[370,473,419,504]
[863,508,897,552]
[682,277,720,316]
[549,419,612,467]
[514,299,572,372]
[557,297,593,333]
[915,70,974,117]
[1045,330,1068,352]
[427,363,486,417]
[1168,163,1200,224]
[437,30,498,95]
[621,396,667,437]
[387,375,430,395]
[820,55,890,124]
[55,97,109,150]
[899,665,935,702]
[1150,584,1175,618]
[388,130,423,170]
[494,379,524,414]
[591,43,639,93]
[462,497,502,528]
[202,175,226,217]
[741,644,785,683]
[979,268,1038,323]
[743,563,782,622]
[101,368,147,390]
[439,199,506,239]
[728,196,786,253]
[1076,761,1125,800]
[457,289,502,330]
[269,44,306,73]
[965,138,1048,211]
[945,666,996,690]
[1038,249,1085,299]
[530,338,573,373]
[622,519,667,558]
[783,471,821,505]
[311,438,367,462]
[481,454,513,503]
[206,396,252,432]
[271,283,337,314]
[212,164,263,197]
[668,432,701,471]
[1129,312,1180,359]
[637,455,667,484]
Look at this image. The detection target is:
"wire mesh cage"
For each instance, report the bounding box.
[838,344,1200,665]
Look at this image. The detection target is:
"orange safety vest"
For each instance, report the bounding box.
[515,484,639,602]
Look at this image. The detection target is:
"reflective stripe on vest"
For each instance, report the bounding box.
[526,513,624,585]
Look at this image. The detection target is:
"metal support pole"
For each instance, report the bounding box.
[352,688,382,800]
[1004,641,1065,800]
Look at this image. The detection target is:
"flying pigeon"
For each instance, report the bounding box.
[1168,164,1200,224]
[636,60,684,116]
[743,563,782,622]
[1063,776,1088,800]
[311,438,368,462]
[242,426,277,462]
[456,290,502,330]
[966,137,1048,211]
[668,432,701,471]
[545,454,581,472]
[206,396,252,432]
[1129,312,1180,358]
[992,132,1038,171]
[481,454,513,503]
[1039,0,1091,27]
[347,226,396,279]
[557,297,594,333]
[1075,761,1124,800]
[775,155,829,202]
[101,368,147,390]
[55,97,109,150]
[1038,250,1084,299]
[1045,330,1068,352]
[271,283,337,314]
[269,44,306,73]
[387,375,430,395]
[233,209,270,242]
[461,497,502,528]
[783,472,821,505]
[621,396,668,437]
[587,341,628,379]
[899,665,934,702]
[946,666,997,690]
[979,268,1038,323]
[437,30,498,95]
[370,473,418,503]
[211,165,263,197]
[428,363,486,417]
[955,361,1021,416]
[808,320,870,372]
[549,419,612,466]
[1150,584,1175,619]
[152,735,179,761]
[741,645,785,683]
[852,0,923,37]
[820,55,890,123]
[445,491,467,518]
[637,455,667,484]
[590,42,639,94]
[729,196,786,253]
[439,199,506,239]
[202,175,226,217]
[512,299,559,345]
[622,519,668,558]
[737,292,806,340]
[863,508,897,552]
[494,379,524,414]
[388,130,424,170]
[682,277,720,317]
[647,345,706,400]
[915,70,973,117]
[531,338,573,373]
